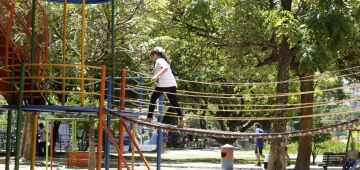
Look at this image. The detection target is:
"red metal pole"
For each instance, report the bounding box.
[102,124,130,170]
[122,122,151,170]
[119,69,126,170]
[5,2,15,66]
[97,65,106,170]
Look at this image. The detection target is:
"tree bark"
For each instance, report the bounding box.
[294,73,314,170]
[20,112,35,160]
[268,1,293,169]
[268,39,292,170]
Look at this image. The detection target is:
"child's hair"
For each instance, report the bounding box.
[255,123,262,128]
[151,47,171,64]
[39,123,44,129]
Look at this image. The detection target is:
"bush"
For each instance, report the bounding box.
[318,140,346,154]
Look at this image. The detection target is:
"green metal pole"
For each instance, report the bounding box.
[111,0,115,78]
[15,62,26,170]
[71,121,77,151]
[5,67,15,170]
[343,130,352,169]
[45,120,49,170]
[30,0,37,105]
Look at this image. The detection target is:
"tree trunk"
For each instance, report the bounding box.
[268,39,292,170]
[294,73,314,170]
[89,117,95,170]
[20,112,35,160]
[268,1,293,169]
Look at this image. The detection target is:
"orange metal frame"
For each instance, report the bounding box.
[1,1,150,169]
[96,68,150,170]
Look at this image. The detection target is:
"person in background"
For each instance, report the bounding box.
[37,123,47,157]
[254,123,265,167]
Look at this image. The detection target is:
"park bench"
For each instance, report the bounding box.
[67,151,89,167]
[319,152,345,170]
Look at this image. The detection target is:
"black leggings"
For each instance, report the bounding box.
[147,86,183,119]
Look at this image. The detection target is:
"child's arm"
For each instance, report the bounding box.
[152,67,168,81]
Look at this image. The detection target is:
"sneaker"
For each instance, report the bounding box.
[178,118,186,128]
[255,162,261,167]
[139,116,152,123]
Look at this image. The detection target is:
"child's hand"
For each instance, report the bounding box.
[151,76,158,82]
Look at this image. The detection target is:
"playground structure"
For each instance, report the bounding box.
[1,0,360,170]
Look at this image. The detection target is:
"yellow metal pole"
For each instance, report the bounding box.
[45,120,49,170]
[62,0,67,105]
[30,112,38,170]
[50,121,53,170]
[80,0,86,106]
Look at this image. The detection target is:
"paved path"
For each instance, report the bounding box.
[0,148,343,170]
[0,163,343,170]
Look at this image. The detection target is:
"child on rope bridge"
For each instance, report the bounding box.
[140,47,185,128]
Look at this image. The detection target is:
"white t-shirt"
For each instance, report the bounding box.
[154,58,177,87]
[39,128,46,142]
[264,153,270,162]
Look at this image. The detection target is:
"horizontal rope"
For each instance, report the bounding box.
[126,83,359,99]
[124,96,348,107]
[122,97,360,112]
[127,65,360,86]
[47,79,101,87]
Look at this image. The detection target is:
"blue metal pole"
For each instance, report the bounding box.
[156,96,163,170]
[105,76,112,170]
[139,77,143,113]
